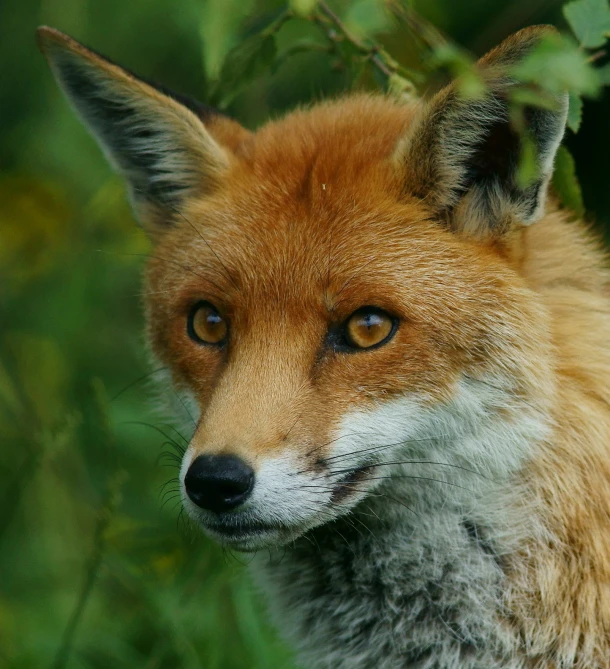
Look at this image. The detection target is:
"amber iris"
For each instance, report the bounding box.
[345,307,394,349]
[188,302,227,345]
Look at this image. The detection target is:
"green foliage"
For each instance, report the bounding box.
[563,0,610,48]
[552,145,586,216]
[567,92,584,132]
[511,33,600,96]
[290,0,319,17]
[343,0,393,38]
[212,32,279,107]
[206,0,610,212]
[0,173,293,668]
[200,0,256,79]
[428,42,486,98]
[598,62,610,83]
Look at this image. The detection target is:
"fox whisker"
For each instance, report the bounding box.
[124,421,186,455]
[160,493,182,511]
[162,423,189,446]
[157,448,182,466]
[319,436,454,463]
[110,365,168,403]
[158,478,178,494]
[331,474,475,493]
[160,485,180,503]
[162,200,242,294]
[328,457,491,481]
[170,389,198,429]
[361,491,420,518]
[289,432,380,475]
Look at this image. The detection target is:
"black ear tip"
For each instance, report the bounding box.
[36,26,79,57]
[513,24,558,38]
[37,26,60,50]
[36,26,52,53]
[479,25,560,70]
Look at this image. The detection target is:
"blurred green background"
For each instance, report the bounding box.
[1,1,609,668]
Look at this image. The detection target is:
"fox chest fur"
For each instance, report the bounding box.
[39,24,610,669]
[255,492,513,669]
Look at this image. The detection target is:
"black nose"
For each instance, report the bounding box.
[184,455,254,513]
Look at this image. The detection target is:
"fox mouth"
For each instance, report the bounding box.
[329,464,374,504]
[187,463,378,550]
[206,519,279,538]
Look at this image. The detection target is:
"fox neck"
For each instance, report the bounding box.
[254,476,521,669]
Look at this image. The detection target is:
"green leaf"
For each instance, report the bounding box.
[387,73,418,101]
[567,93,584,132]
[343,0,392,39]
[511,33,600,97]
[260,33,277,67]
[212,33,277,107]
[509,87,560,110]
[552,145,585,216]
[272,39,330,74]
[200,0,256,79]
[563,0,610,48]
[0,176,74,287]
[2,333,69,426]
[516,133,538,189]
[430,43,486,99]
[289,0,318,17]
[333,36,364,77]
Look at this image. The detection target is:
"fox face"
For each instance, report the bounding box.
[38,27,567,551]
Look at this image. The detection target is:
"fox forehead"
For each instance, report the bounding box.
[181,95,421,243]
[229,94,416,193]
[147,95,509,315]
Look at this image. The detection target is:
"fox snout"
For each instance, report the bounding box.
[184,454,255,513]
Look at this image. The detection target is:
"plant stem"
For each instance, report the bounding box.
[314,0,416,88]
[51,471,126,669]
[588,49,607,63]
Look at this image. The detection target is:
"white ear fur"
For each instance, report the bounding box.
[395,26,568,237]
[37,27,231,231]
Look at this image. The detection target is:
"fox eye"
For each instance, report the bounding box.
[188,302,227,346]
[343,307,396,350]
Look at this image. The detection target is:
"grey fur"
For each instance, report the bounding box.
[253,487,522,669]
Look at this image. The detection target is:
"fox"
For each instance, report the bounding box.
[37,23,610,669]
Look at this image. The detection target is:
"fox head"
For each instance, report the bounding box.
[38,26,567,550]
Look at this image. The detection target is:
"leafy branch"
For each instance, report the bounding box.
[208,0,610,215]
[311,1,419,99]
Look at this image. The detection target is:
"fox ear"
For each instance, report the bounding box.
[396,26,568,237]
[36,27,249,235]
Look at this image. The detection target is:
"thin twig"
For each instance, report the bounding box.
[314,0,418,94]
